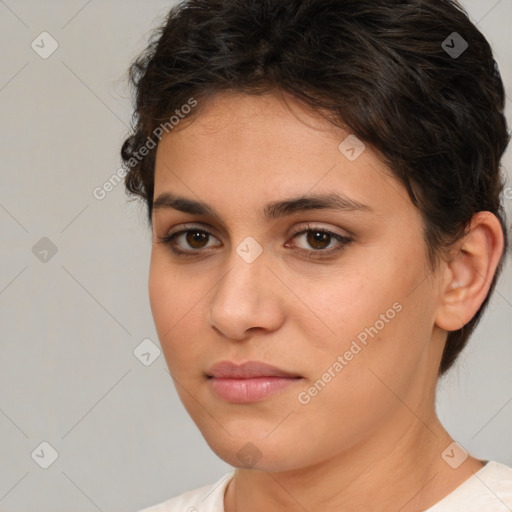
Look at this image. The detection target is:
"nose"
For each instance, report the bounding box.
[206,248,285,341]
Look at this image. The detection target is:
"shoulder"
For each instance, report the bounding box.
[138,470,236,512]
[427,460,512,511]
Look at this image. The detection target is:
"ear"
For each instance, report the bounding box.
[435,211,505,332]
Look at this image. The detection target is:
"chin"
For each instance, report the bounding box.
[199,424,314,473]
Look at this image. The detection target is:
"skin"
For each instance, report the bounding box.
[148,91,503,511]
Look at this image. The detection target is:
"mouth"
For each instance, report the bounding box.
[206,360,303,403]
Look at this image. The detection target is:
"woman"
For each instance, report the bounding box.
[121,0,512,510]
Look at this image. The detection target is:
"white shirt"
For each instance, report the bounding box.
[139,460,512,512]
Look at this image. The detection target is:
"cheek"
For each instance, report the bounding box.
[148,258,211,374]
[148,260,172,336]
[288,265,399,351]
[148,260,188,360]
[148,254,196,330]
[293,250,432,387]
[288,301,425,459]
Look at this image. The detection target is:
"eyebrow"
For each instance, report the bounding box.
[152,191,373,221]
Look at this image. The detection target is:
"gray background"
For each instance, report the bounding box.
[0,1,510,511]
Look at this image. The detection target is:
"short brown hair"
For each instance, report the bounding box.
[121,0,510,376]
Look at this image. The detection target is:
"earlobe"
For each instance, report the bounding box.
[434,212,504,332]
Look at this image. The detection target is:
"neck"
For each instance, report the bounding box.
[224,412,483,512]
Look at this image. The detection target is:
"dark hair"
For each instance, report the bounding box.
[121,0,510,376]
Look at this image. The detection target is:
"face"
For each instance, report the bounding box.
[149,91,445,472]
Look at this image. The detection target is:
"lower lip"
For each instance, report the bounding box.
[208,376,301,403]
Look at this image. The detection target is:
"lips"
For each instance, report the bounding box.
[206,360,301,379]
[206,360,303,403]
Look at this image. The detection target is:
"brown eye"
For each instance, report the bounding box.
[306,230,332,250]
[157,226,221,255]
[287,226,353,258]
[186,230,210,249]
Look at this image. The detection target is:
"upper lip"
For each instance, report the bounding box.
[207,360,301,379]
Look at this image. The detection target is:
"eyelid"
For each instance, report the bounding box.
[158,221,353,257]
[164,222,218,237]
[285,223,353,257]
[288,222,350,239]
[161,222,349,242]
[164,221,218,236]
[157,223,222,251]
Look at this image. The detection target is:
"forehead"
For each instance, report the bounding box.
[153,91,413,221]
[161,91,343,154]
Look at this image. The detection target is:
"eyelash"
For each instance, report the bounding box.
[157,223,353,259]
